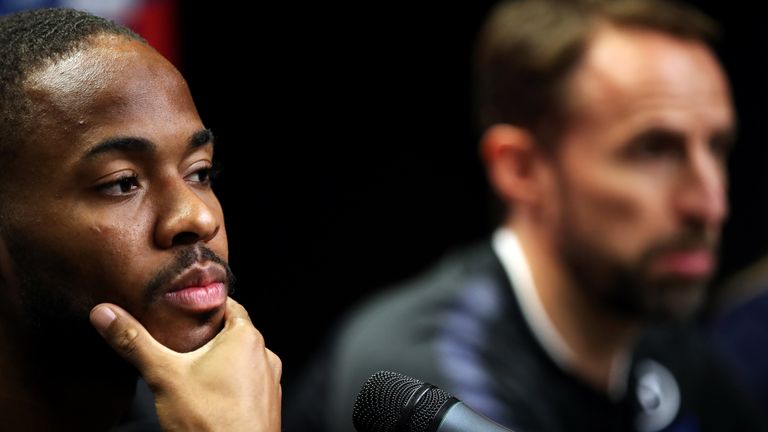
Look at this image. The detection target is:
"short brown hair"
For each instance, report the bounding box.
[475,0,719,150]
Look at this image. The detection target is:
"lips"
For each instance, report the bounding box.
[654,249,713,279]
[162,264,228,313]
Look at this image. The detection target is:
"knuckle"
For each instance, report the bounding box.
[231,318,264,344]
[268,350,282,367]
[230,315,250,329]
[248,327,266,348]
[235,303,250,318]
[228,301,250,320]
[115,326,141,356]
[266,348,282,378]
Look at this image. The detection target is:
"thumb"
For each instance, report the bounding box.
[90,303,174,376]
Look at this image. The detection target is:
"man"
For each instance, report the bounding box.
[0,8,280,431]
[286,0,766,431]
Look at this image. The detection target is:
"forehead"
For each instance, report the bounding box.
[564,25,733,132]
[21,35,201,158]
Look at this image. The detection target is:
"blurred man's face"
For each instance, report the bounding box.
[0,35,230,352]
[544,26,734,320]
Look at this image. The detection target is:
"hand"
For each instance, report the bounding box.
[90,298,282,432]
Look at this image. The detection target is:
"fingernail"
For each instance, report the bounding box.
[90,305,117,334]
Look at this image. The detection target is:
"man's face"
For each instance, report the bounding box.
[544,26,734,321]
[0,35,229,352]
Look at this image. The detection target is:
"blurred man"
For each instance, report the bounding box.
[286,1,766,431]
[0,8,280,431]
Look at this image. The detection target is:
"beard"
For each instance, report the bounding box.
[558,223,714,323]
[11,242,235,332]
[3,233,235,381]
[3,235,138,402]
[0,234,230,426]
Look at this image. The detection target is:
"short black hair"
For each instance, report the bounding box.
[0,8,145,162]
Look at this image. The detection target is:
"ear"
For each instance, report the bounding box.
[481,124,549,207]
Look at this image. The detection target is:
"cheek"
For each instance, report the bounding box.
[85,222,150,275]
[48,220,155,306]
[89,220,148,247]
[4,216,148,308]
[564,176,671,259]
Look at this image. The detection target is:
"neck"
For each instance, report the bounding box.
[512,219,641,393]
[0,314,137,431]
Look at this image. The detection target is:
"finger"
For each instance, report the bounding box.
[223,297,253,328]
[266,348,282,380]
[90,303,175,375]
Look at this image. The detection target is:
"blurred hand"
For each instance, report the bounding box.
[90,297,281,432]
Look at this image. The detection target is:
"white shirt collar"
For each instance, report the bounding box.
[492,227,576,370]
[492,227,629,399]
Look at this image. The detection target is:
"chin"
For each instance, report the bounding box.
[144,307,226,353]
[658,285,706,321]
[161,325,221,352]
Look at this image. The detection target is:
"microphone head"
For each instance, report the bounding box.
[353,370,456,432]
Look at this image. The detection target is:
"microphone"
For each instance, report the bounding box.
[353,370,514,432]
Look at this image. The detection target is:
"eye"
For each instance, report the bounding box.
[622,130,685,162]
[96,174,141,196]
[186,163,221,186]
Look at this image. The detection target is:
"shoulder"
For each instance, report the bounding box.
[337,241,506,359]
[323,241,514,429]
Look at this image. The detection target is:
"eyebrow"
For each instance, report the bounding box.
[82,128,214,160]
[189,129,214,150]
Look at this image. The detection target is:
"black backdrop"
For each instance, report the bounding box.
[177,2,768,383]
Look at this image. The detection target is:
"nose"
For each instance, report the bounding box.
[154,178,220,249]
[675,144,728,229]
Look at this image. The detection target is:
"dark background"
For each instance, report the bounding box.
[177,2,768,383]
